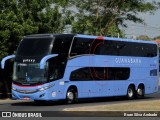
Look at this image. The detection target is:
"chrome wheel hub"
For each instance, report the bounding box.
[137,88,142,95]
[67,92,74,100]
[128,88,133,97]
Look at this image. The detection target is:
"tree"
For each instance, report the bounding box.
[53,0,160,37]
[154,36,160,53]
[0,0,65,60]
[136,35,152,40]
[154,36,160,40]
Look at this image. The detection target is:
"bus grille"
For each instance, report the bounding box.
[15,89,38,94]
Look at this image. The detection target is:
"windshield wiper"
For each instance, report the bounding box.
[13,80,27,85]
[25,80,45,84]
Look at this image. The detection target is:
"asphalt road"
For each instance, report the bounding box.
[0,85,159,118]
[0,89,160,112]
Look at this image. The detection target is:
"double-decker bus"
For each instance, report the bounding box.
[1,34,159,103]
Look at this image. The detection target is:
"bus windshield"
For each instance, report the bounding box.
[17,37,53,56]
[13,62,48,85]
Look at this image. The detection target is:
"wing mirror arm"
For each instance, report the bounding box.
[1,55,15,69]
[40,54,58,69]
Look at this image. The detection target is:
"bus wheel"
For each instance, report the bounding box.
[136,85,144,99]
[127,86,135,100]
[66,89,77,104]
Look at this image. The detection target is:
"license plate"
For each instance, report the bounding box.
[23,97,30,100]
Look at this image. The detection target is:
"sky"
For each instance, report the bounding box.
[123,0,160,39]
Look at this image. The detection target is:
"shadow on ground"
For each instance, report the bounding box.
[10,95,156,107]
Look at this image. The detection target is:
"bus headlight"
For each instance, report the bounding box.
[12,87,16,91]
[38,84,54,92]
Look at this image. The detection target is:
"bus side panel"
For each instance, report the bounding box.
[64,81,129,99]
[146,58,159,94]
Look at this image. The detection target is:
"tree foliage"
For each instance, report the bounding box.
[154,36,160,40]
[0,0,64,59]
[136,35,152,40]
[53,0,160,37]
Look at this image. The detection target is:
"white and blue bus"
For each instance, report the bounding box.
[1,34,159,103]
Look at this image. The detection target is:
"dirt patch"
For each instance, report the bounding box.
[64,100,160,111]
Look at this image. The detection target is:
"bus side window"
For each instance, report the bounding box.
[48,61,62,81]
[70,68,92,81]
[70,38,94,56]
[70,67,130,81]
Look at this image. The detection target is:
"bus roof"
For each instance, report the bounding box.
[24,34,157,45]
[24,34,75,38]
[76,34,157,45]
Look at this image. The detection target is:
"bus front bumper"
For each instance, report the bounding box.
[12,89,65,101]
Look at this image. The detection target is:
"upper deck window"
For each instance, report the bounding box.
[17,35,74,57]
[70,37,157,57]
[52,36,73,54]
[17,37,53,56]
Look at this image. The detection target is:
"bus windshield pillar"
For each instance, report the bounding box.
[40,54,58,69]
[1,55,15,69]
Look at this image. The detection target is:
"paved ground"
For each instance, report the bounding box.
[0,88,159,117]
[0,91,159,110]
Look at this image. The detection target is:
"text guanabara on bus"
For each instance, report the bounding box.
[1,34,159,104]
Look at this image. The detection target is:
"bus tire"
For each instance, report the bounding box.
[136,85,145,99]
[127,85,135,100]
[66,89,77,104]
